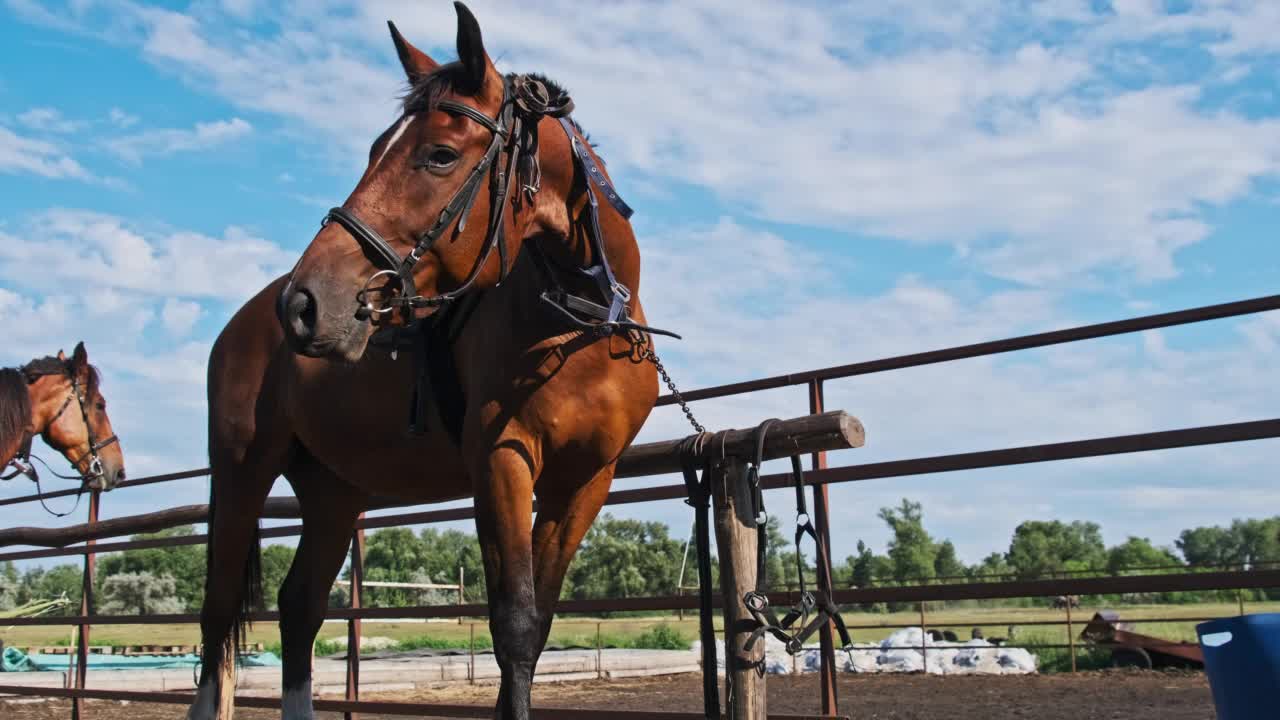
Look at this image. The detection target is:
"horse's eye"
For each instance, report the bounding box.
[96,402,106,411]
[419,146,460,173]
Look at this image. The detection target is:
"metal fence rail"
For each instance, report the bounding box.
[2,293,1278,719]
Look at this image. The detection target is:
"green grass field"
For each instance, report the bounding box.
[6,601,1274,672]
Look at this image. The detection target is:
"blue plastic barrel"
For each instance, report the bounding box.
[1196,613,1280,719]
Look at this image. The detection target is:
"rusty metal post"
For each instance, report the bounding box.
[596,622,603,680]
[1238,590,1245,616]
[468,624,476,684]
[344,516,365,720]
[458,565,465,624]
[1066,600,1076,672]
[807,380,838,713]
[71,489,99,720]
[919,603,927,673]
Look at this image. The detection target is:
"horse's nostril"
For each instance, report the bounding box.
[286,288,318,342]
[116,468,126,483]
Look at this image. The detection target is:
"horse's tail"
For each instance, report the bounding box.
[204,475,264,656]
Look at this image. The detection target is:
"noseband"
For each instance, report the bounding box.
[307,73,679,340]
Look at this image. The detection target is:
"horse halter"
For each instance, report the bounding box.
[324,74,551,324]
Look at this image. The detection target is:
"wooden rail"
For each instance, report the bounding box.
[0,411,864,550]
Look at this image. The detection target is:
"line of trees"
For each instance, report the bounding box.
[2,500,1277,615]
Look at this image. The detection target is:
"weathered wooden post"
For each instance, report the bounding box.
[713,457,765,720]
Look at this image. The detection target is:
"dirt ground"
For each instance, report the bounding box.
[1,669,1216,719]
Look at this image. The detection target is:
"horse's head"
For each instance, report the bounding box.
[280,1,577,361]
[26,342,125,491]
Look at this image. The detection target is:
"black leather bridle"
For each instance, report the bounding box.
[3,364,119,515]
[294,73,679,340]
[326,75,522,323]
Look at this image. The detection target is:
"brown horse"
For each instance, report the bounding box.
[189,3,662,719]
[0,342,126,492]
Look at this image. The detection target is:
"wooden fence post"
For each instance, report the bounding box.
[345,517,365,720]
[71,489,99,720]
[713,457,765,720]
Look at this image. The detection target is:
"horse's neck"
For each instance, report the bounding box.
[0,378,35,468]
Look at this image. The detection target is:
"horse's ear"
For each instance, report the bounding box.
[57,350,67,362]
[71,342,88,370]
[388,20,438,81]
[453,1,489,96]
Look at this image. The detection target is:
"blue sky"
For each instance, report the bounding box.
[2,0,1279,571]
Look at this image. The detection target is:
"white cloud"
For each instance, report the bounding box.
[0,208,293,301]
[108,107,139,128]
[627,219,1280,560]
[0,125,94,180]
[12,2,1280,286]
[160,297,203,337]
[104,117,252,165]
[17,107,83,133]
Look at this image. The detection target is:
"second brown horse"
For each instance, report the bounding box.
[188,3,661,719]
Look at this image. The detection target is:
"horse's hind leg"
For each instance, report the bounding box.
[188,449,282,720]
[528,465,616,664]
[278,453,367,720]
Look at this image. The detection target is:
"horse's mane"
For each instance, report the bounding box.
[400,67,600,155]
[0,368,32,466]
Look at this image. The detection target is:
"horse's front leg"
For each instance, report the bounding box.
[472,444,539,720]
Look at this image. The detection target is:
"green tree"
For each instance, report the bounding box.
[261,544,296,610]
[99,572,183,615]
[0,560,18,610]
[564,514,683,601]
[359,527,429,607]
[97,525,206,611]
[845,540,877,589]
[1177,525,1239,567]
[415,528,486,602]
[18,564,82,611]
[1176,518,1280,570]
[1006,520,1105,579]
[878,499,936,583]
[349,527,484,607]
[932,540,966,580]
[1106,536,1181,574]
[1232,518,1280,568]
[969,552,1012,581]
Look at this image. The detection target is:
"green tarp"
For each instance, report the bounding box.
[1,646,281,672]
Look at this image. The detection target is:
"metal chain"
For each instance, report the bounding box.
[642,344,705,434]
